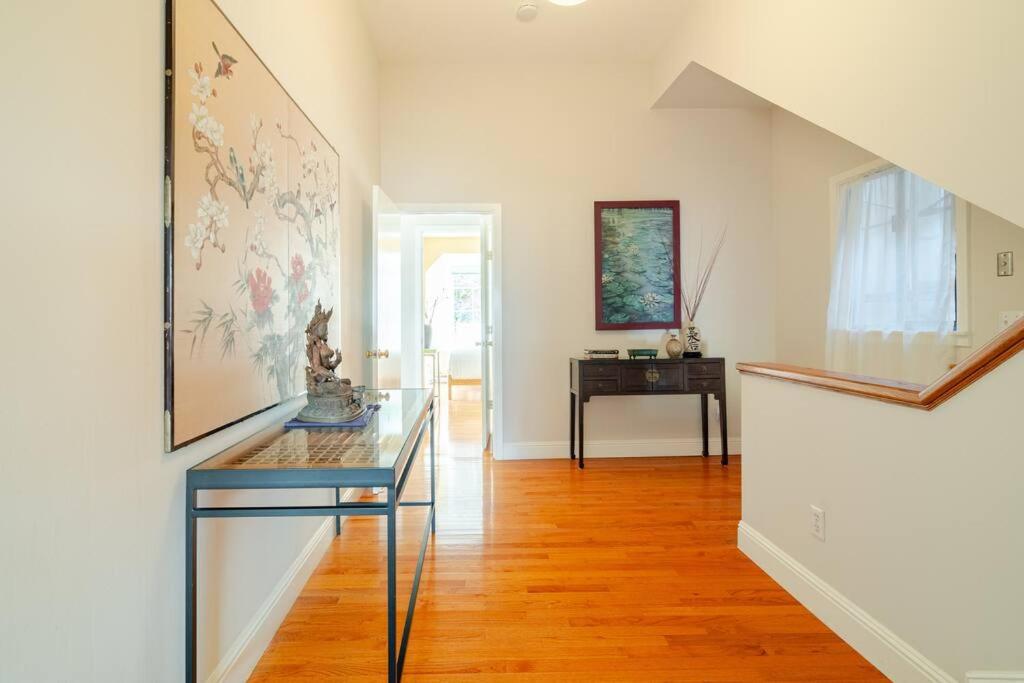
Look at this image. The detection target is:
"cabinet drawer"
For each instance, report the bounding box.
[687,377,722,393]
[582,364,620,379]
[583,379,620,395]
[687,361,722,378]
[620,366,651,391]
[651,365,684,391]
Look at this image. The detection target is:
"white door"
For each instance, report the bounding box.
[480,217,494,450]
[371,186,403,388]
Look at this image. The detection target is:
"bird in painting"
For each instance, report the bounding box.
[212,42,237,79]
[228,147,248,207]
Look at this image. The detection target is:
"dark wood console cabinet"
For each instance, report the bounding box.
[569,357,728,469]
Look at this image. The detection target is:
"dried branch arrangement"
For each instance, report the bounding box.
[681,227,726,323]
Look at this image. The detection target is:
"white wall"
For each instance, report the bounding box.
[381,62,775,457]
[0,1,378,681]
[964,205,1024,356]
[770,108,1024,376]
[653,0,1024,229]
[739,360,1024,680]
[693,11,1024,677]
[771,108,876,369]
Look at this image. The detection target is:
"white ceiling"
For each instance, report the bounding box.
[357,0,692,65]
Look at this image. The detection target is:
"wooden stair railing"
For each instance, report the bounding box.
[737,317,1024,410]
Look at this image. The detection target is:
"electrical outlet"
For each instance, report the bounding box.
[999,311,1024,331]
[997,251,1014,277]
[810,505,826,541]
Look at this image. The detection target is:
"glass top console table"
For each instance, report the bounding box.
[185,389,436,683]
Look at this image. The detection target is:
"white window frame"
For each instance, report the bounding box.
[828,158,971,346]
[450,268,482,327]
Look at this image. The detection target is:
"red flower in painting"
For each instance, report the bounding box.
[248,268,273,314]
[290,253,306,281]
[296,281,310,305]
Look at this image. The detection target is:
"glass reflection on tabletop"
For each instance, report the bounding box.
[194,388,433,471]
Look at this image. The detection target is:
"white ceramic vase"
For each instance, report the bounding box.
[684,322,702,357]
[666,332,683,359]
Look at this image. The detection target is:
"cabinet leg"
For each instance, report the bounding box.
[719,393,729,466]
[578,398,585,469]
[700,394,709,457]
[569,392,576,460]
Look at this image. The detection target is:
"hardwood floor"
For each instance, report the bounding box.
[250,389,883,681]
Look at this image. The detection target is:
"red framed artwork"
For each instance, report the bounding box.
[594,200,681,330]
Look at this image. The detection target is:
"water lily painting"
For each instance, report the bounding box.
[594,201,681,330]
[165,0,340,450]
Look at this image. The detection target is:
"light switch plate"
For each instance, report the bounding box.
[810,505,825,541]
[997,251,1013,276]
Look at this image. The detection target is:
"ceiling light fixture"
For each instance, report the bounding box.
[549,0,588,5]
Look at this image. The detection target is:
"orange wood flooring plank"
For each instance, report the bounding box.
[249,394,885,682]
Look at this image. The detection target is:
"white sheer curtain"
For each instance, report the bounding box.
[826,164,957,384]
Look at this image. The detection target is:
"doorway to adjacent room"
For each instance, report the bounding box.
[369,187,501,460]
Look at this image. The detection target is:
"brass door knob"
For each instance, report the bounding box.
[378,349,390,359]
[365,350,378,359]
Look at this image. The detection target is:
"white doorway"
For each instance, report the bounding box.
[370,189,502,458]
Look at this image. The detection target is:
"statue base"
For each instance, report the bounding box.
[295,380,366,424]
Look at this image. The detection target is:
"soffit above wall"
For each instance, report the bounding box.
[654,62,771,109]
[357,0,691,65]
[647,0,1024,228]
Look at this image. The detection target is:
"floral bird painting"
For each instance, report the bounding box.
[166,0,340,449]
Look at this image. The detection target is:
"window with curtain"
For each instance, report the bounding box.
[826,163,958,383]
[829,164,957,333]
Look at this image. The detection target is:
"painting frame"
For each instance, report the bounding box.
[594,200,681,331]
[164,0,342,451]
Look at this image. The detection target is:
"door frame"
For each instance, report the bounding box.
[401,203,504,459]
[369,186,405,389]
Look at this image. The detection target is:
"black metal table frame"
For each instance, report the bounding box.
[185,399,436,683]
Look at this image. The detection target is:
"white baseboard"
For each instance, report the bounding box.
[966,673,1024,683]
[499,437,741,460]
[206,493,356,683]
[737,521,955,683]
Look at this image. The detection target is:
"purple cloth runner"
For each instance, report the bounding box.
[284,404,381,430]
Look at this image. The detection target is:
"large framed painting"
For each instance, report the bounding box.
[164,0,340,450]
[594,201,681,330]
